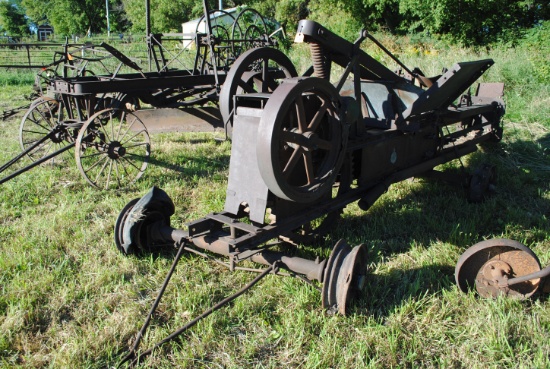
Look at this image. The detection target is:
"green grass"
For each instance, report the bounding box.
[1,31,550,368]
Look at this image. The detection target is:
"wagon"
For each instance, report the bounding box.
[1,3,294,189]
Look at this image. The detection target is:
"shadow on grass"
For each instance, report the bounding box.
[143,150,230,184]
[125,133,550,323]
[355,264,456,318]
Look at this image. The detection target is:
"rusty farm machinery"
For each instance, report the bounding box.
[0,2,291,189]
[113,19,510,365]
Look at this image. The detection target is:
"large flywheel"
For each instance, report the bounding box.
[257,77,346,203]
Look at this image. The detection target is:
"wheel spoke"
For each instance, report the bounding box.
[28,116,53,132]
[280,130,303,146]
[114,160,122,188]
[120,154,143,172]
[116,111,127,139]
[96,114,113,143]
[295,98,307,133]
[116,115,138,143]
[237,79,256,93]
[79,151,106,160]
[303,151,315,185]
[93,156,111,184]
[122,141,149,150]
[264,74,279,92]
[36,108,56,129]
[84,153,109,174]
[282,147,302,179]
[22,128,51,135]
[261,58,268,92]
[103,160,113,189]
[308,99,330,131]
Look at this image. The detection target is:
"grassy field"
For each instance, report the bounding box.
[0,27,550,368]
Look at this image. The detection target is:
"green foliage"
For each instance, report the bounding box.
[0,0,29,36]
[523,21,550,84]
[0,29,549,368]
[122,0,191,33]
[22,0,107,35]
[398,0,542,46]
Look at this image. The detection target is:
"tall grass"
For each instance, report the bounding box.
[0,26,549,368]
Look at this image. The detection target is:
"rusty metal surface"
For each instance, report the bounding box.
[455,239,541,298]
[322,240,368,314]
[115,16,507,320]
[134,107,223,133]
[219,47,298,133]
[256,77,345,203]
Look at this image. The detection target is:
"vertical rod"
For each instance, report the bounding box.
[106,0,110,37]
[145,0,151,71]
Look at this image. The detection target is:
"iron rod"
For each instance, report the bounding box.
[124,262,276,367]
[503,265,550,287]
[0,140,74,185]
[0,131,52,173]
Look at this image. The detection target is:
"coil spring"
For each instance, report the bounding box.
[310,42,330,80]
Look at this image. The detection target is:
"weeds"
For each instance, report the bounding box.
[0,30,549,368]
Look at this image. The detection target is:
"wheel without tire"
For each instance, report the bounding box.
[257,77,345,203]
[231,8,268,57]
[194,10,236,74]
[322,240,368,315]
[20,97,67,162]
[219,47,297,136]
[75,108,150,190]
[455,238,541,298]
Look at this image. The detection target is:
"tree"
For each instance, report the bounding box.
[399,0,542,45]
[0,0,30,36]
[122,0,229,33]
[22,0,106,35]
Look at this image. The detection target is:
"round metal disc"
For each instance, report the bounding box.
[322,241,368,315]
[322,239,350,311]
[257,77,344,203]
[114,198,139,254]
[335,244,368,315]
[455,238,541,298]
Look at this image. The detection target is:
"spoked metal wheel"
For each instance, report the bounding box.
[455,238,542,298]
[231,8,268,57]
[19,97,69,162]
[257,77,345,203]
[75,108,151,190]
[219,47,297,135]
[194,10,236,74]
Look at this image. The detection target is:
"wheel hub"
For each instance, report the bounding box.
[107,141,126,159]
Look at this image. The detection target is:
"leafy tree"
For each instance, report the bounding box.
[122,0,245,33]
[399,0,542,45]
[0,0,30,36]
[22,0,106,35]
